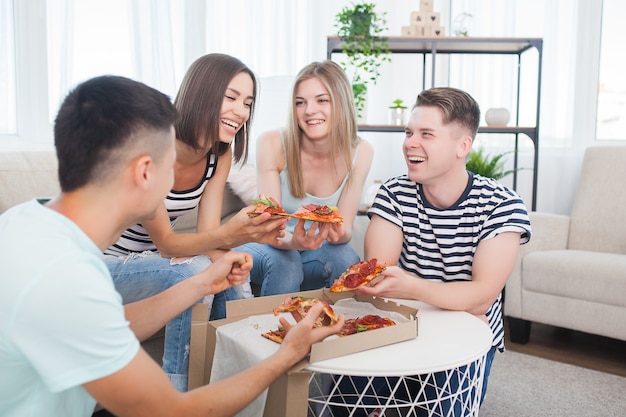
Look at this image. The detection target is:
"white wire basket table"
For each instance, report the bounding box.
[305,300,492,417]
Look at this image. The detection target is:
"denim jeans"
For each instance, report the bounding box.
[104,252,252,391]
[236,241,360,296]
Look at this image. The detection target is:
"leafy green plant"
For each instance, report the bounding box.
[389,98,407,109]
[466,148,518,180]
[335,2,391,119]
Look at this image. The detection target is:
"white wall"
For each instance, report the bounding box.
[4,0,626,216]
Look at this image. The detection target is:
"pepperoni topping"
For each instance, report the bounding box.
[344,273,363,288]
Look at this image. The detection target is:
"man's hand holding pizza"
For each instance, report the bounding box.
[355,265,420,299]
[278,303,345,359]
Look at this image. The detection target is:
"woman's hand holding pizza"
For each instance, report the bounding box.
[289,219,331,250]
[325,221,346,243]
[224,207,287,246]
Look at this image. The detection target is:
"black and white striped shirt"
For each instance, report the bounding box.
[368,173,531,351]
[104,152,219,256]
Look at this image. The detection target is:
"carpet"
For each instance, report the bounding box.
[480,350,626,417]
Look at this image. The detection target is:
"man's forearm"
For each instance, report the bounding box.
[124,277,204,341]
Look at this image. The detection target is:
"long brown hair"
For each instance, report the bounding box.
[284,60,359,198]
[174,53,257,164]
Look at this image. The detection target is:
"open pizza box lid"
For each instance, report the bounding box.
[188,289,418,417]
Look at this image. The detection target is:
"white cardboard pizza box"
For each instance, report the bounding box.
[188,288,419,417]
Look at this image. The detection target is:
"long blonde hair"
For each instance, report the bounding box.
[284,60,360,198]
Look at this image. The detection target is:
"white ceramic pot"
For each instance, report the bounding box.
[388,108,407,126]
[485,108,510,126]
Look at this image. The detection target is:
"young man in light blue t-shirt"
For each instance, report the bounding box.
[0,75,343,417]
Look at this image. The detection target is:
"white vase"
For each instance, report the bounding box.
[485,108,510,126]
[388,108,407,126]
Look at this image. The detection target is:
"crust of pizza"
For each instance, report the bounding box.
[291,204,344,223]
[329,259,386,292]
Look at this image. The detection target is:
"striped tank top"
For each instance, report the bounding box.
[104,152,218,256]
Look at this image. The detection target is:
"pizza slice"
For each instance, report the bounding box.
[338,315,396,336]
[290,203,344,223]
[261,325,288,344]
[273,296,339,327]
[329,258,386,292]
[247,194,291,219]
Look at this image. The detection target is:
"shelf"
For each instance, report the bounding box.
[359,124,536,136]
[329,36,543,210]
[327,36,543,57]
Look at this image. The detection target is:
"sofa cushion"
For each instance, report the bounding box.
[523,249,626,307]
[0,151,60,213]
[568,146,626,254]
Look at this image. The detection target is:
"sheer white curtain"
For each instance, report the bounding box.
[201,0,337,77]
[128,0,177,97]
[447,0,579,148]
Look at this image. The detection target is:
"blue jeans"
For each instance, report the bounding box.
[236,242,360,296]
[104,252,252,391]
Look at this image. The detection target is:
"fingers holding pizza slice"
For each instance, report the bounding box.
[262,296,339,344]
[248,194,291,219]
[272,296,339,326]
[329,258,386,292]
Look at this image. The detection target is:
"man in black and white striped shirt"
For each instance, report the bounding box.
[359,87,531,411]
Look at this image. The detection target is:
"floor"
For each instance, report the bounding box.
[502,317,626,378]
[93,317,626,416]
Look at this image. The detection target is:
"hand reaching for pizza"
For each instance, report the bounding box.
[273,301,345,349]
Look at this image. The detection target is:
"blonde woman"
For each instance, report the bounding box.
[238,60,373,295]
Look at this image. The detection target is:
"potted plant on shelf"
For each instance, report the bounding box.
[389,98,408,125]
[466,148,518,180]
[334,2,391,120]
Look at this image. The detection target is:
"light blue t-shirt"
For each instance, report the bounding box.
[0,199,140,417]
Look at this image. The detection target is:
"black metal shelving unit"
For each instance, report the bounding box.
[327,36,543,210]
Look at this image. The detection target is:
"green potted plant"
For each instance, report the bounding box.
[388,99,408,125]
[334,2,391,119]
[466,148,518,180]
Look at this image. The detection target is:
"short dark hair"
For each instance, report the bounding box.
[174,53,257,164]
[415,87,480,138]
[54,75,177,192]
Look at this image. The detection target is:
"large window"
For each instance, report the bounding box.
[596,0,626,140]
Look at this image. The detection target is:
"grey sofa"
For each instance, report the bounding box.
[504,146,626,343]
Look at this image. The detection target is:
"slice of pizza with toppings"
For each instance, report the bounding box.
[338,314,396,336]
[290,203,344,223]
[261,325,288,344]
[329,258,386,292]
[247,194,291,219]
[273,296,338,327]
